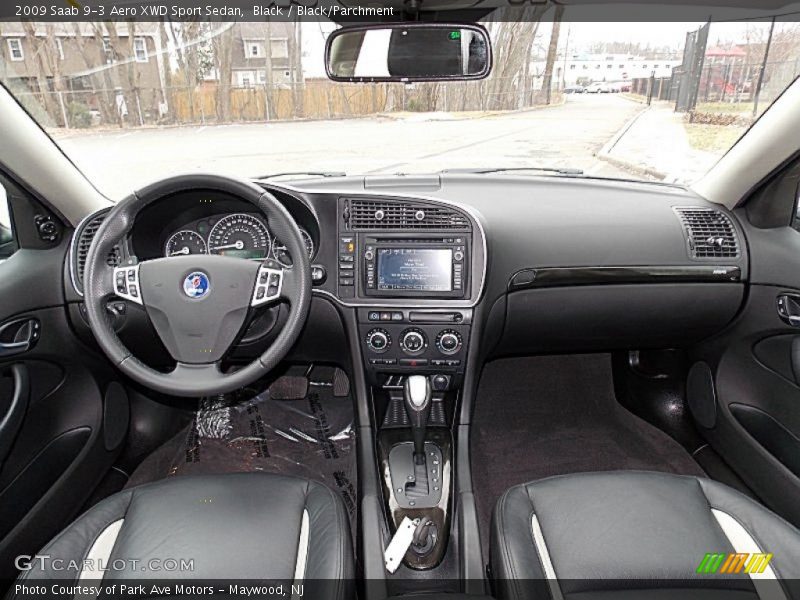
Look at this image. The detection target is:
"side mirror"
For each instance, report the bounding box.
[325,23,492,83]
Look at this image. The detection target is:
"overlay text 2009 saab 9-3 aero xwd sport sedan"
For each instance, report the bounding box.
[2,1,800,599]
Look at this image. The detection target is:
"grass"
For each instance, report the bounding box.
[694,101,754,114]
[684,123,748,153]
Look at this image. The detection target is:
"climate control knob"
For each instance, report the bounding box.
[365,328,391,353]
[400,328,427,355]
[436,329,463,355]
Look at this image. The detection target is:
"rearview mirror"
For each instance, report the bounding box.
[325,23,492,83]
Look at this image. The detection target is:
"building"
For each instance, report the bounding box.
[229,22,295,88]
[0,23,168,126]
[534,52,682,88]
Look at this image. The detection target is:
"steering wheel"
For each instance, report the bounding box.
[83,175,312,397]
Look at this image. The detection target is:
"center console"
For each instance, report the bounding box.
[336,196,484,571]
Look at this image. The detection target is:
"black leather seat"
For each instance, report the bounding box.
[13,473,353,599]
[491,471,800,600]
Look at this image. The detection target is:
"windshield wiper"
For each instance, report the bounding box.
[253,171,347,180]
[441,166,584,176]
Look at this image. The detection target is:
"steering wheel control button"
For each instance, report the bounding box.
[182,271,211,299]
[112,265,143,305]
[366,328,391,353]
[436,329,463,355]
[251,265,284,307]
[400,328,427,355]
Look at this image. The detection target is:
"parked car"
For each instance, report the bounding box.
[586,82,611,93]
[565,85,586,94]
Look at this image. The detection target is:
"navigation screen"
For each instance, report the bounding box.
[377,248,453,291]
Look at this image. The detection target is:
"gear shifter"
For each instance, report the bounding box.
[403,375,432,465]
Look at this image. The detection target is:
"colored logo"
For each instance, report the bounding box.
[183,272,210,299]
[696,553,773,574]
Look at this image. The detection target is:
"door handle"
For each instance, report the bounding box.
[0,318,40,357]
[777,294,800,327]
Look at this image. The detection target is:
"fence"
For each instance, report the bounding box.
[8,81,391,129]
[624,18,800,117]
[629,76,675,102]
[694,58,800,112]
[9,74,562,131]
[628,58,800,115]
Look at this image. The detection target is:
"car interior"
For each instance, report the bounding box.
[2,0,800,599]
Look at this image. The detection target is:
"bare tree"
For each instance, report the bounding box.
[469,7,545,111]
[70,23,117,125]
[263,21,275,120]
[44,24,69,126]
[170,21,203,122]
[541,4,565,105]
[21,22,62,126]
[288,21,304,117]
[103,21,141,126]
[212,23,234,122]
[159,19,175,123]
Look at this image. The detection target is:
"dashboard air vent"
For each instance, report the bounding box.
[675,207,740,259]
[346,199,470,230]
[74,211,121,290]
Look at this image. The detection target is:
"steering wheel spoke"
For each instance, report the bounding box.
[113,264,143,305]
[170,361,223,386]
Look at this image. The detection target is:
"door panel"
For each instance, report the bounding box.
[0,173,123,579]
[0,365,28,472]
[690,194,800,526]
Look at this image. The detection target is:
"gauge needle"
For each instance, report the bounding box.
[170,247,190,256]
[211,241,245,251]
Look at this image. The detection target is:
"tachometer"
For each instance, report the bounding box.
[165,231,207,257]
[208,214,270,259]
[270,229,314,267]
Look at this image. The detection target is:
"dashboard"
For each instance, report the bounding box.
[65,173,749,381]
[163,212,314,267]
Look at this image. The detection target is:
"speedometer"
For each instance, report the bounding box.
[207,214,271,259]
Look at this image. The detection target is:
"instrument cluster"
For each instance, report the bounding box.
[164,212,314,267]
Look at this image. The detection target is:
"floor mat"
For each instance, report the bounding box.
[471,354,705,563]
[127,365,357,533]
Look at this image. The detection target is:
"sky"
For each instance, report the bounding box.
[302,22,702,77]
[301,18,790,77]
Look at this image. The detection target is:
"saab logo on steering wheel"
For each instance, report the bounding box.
[183,271,210,299]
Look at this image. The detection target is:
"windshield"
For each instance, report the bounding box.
[1,16,799,199]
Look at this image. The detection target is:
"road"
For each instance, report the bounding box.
[56,93,647,200]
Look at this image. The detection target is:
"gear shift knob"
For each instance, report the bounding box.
[404,375,432,464]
